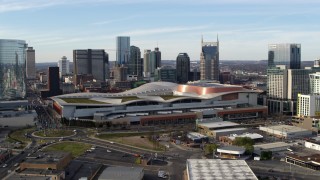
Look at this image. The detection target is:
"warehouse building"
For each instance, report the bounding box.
[186,159,257,180]
[259,125,313,139]
[253,142,291,155]
[198,121,247,139]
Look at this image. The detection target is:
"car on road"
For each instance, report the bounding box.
[107,150,111,153]
[2,164,8,168]
[14,163,19,167]
[109,141,114,144]
[158,170,168,178]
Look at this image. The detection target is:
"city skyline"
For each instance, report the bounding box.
[1,0,320,62]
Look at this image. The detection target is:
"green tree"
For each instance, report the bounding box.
[232,137,254,146]
[204,144,219,155]
[232,137,254,155]
[260,151,272,160]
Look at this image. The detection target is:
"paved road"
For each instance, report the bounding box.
[247,160,320,180]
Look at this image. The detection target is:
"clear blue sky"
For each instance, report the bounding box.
[1,0,319,62]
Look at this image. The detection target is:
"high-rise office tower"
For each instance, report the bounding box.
[48,67,61,94]
[268,44,301,69]
[26,47,36,79]
[150,47,161,77]
[176,53,190,84]
[41,67,62,98]
[200,36,219,81]
[143,50,151,78]
[267,43,304,115]
[116,36,130,65]
[267,66,313,115]
[128,46,142,78]
[58,56,70,78]
[73,49,108,84]
[0,39,27,100]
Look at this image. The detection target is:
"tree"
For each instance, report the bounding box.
[232,137,254,155]
[232,137,254,146]
[204,144,219,155]
[260,151,272,160]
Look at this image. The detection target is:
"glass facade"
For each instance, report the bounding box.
[200,41,219,81]
[116,36,130,65]
[268,44,301,69]
[0,39,27,100]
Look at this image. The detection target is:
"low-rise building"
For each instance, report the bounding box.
[219,133,263,144]
[259,125,313,139]
[186,159,257,180]
[253,142,291,155]
[98,166,144,180]
[198,121,247,139]
[292,116,320,132]
[13,169,65,180]
[187,132,208,144]
[20,151,72,171]
[216,146,247,159]
[286,153,320,171]
[305,139,320,151]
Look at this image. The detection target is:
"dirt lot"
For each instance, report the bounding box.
[109,136,161,150]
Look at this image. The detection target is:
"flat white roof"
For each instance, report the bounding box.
[260,125,311,133]
[214,127,247,133]
[187,159,258,180]
[254,142,290,150]
[217,146,246,155]
[188,132,208,139]
[198,121,239,129]
[229,133,263,140]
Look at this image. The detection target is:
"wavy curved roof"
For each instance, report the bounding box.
[52,82,260,106]
[55,81,178,98]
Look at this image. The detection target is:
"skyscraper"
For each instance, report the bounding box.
[143,50,151,78]
[268,44,301,69]
[128,46,142,78]
[150,47,161,77]
[176,53,190,84]
[58,56,70,78]
[26,47,36,79]
[200,36,219,81]
[116,36,130,65]
[0,39,27,100]
[73,49,108,84]
[41,67,62,98]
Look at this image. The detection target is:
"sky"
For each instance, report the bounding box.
[0,0,320,62]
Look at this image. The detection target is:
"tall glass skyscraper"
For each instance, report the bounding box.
[200,36,219,81]
[268,43,301,69]
[0,39,27,100]
[116,36,130,65]
[176,53,190,84]
[128,46,142,78]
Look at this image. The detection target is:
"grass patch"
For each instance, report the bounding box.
[97,132,153,139]
[61,98,106,104]
[160,95,183,100]
[97,132,165,151]
[44,142,91,157]
[8,127,35,144]
[120,96,140,102]
[34,129,74,137]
